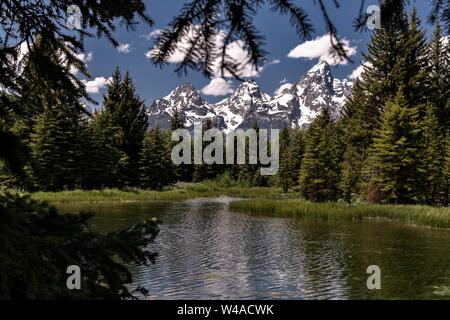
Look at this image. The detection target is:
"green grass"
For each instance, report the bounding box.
[229,199,450,229]
[31,183,286,203]
[31,183,450,229]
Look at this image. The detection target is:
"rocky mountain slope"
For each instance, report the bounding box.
[147,61,353,132]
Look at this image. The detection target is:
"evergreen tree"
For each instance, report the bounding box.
[30,102,85,191]
[236,122,269,187]
[426,25,450,128]
[340,83,371,202]
[421,103,447,205]
[444,137,450,206]
[289,129,306,186]
[340,7,429,201]
[170,108,194,182]
[171,107,185,131]
[372,89,423,204]
[193,118,221,181]
[299,108,341,202]
[102,68,148,187]
[140,127,173,190]
[82,112,127,189]
[395,9,429,105]
[277,127,294,193]
[0,192,158,299]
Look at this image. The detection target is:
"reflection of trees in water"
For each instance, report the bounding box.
[287,220,350,299]
[69,199,450,299]
[337,222,450,299]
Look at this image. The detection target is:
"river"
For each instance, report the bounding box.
[57,197,450,300]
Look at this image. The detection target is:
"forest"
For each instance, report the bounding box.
[1,0,450,300]
[2,9,450,207]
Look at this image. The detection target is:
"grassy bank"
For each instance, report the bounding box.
[31,183,286,203]
[229,199,450,229]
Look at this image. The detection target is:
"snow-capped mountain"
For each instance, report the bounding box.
[148,61,353,132]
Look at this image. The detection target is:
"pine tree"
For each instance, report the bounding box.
[193,118,221,181]
[395,8,428,105]
[421,103,447,205]
[372,89,423,204]
[82,112,127,189]
[426,25,450,128]
[340,82,374,202]
[30,102,85,191]
[140,127,173,190]
[299,108,341,202]
[444,137,450,206]
[340,7,429,201]
[171,107,185,131]
[287,129,306,187]
[277,127,294,193]
[0,192,159,299]
[170,107,193,182]
[102,67,148,187]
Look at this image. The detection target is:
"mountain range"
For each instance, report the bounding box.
[147,61,354,133]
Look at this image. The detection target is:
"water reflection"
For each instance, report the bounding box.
[57,198,450,300]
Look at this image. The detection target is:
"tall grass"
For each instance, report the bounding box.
[229,199,450,229]
[32,183,285,203]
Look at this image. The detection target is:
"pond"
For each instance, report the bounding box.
[57,197,450,300]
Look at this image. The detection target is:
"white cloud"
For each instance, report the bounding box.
[82,77,111,93]
[349,65,364,80]
[76,51,93,62]
[287,33,357,66]
[141,29,163,40]
[348,62,371,80]
[201,78,234,96]
[268,59,280,65]
[274,83,293,96]
[279,78,288,84]
[211,39,262,78]
[70,51,93,75]
[117,43,131,53]
[147,25,263,78]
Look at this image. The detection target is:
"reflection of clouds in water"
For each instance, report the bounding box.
[133,198,353,299]
[61,198,450,300]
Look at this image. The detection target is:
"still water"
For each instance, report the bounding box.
[57,197,450,300]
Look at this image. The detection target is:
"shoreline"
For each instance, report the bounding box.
[229,199,450,230]
[24,185,450,230]
[30,184,286,203]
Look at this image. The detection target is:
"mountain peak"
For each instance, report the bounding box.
[149,62,352,132]
[232,80,270,101]
[236,79,258,90]
[173,82,197,93]
[306,60,331,74]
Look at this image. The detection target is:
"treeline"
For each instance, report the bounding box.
[0,39,275,191]
[1,8,450,207]
[297,9,450,206]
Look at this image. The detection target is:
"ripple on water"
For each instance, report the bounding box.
[59,198,450,300]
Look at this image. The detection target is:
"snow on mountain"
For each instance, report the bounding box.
[215,80,271,132]
[147,61,353,132]
[148,82,226,130]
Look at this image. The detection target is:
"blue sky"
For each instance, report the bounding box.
[80,0,434,106]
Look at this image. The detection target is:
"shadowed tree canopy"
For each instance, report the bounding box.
[0,0,153,104]
[0,192,159,299]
